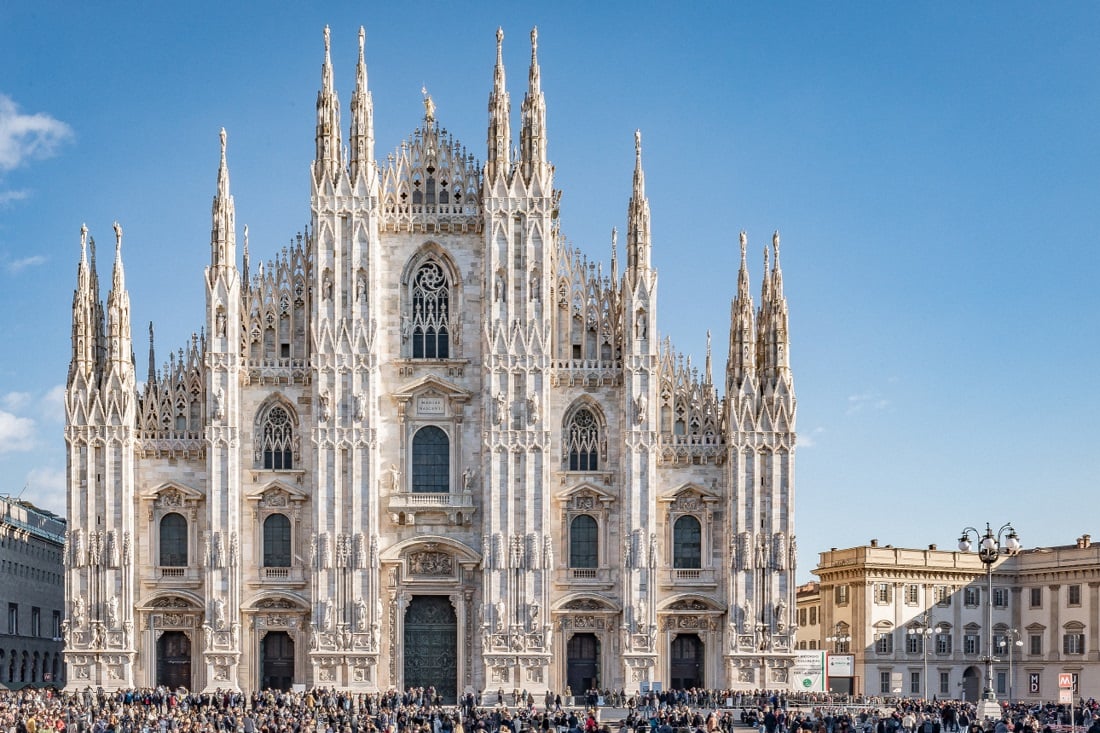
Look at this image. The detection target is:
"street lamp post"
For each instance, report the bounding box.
[826,622,851,653]
[908,611,942,700]
[997,629,1023,705]
[959,522,1021,721]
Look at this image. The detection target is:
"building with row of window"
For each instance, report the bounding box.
[0,495,66,688]
[64,26,798,694]
[798,536,1100,701]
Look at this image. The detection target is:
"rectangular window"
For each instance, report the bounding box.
[964,587,981,607]
[905,584,920,605]
[906,632,922,655]
[964,633,981,655]
[799,608,807,626]
[7,603,16,635]
[1063,633,1085,655]
[880,671,892,694]
[936,631,953,655]
[810,606,818,625]
[835,585,850,606]
[1029,634,1042,655]
[1068,585,1082,606]
[31,607,40,637]
[1029,587,1042,608]
[52,611,62,639]
[875,632,894,654]
[935,585,952,606]
[874,583,893,605]
[910,671,921,695]
[940,671,950,696]
[996,671,1007,696]
[993,587,1010,608]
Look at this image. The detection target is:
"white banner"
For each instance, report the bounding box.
[792,650,827,691]
[827,654,855,677]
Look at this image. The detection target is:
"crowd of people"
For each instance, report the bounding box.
[0,686,1098,733]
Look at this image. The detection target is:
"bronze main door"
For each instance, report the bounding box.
[670,633,703,689]
[567,633,600,695]
[156,631,191,690]
[403,595,457,702]
[261,631,295,691]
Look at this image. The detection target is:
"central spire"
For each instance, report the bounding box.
[314,25,342,182]
[349,26,375,181]
[486,26,511,182]
[626,130,652,280]
[520,26,548,183]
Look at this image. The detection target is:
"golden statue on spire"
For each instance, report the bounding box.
[421,86,435,122]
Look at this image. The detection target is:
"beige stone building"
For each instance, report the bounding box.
[809,536,1100,701]
[63,26,799,695]
[0,496,66,688]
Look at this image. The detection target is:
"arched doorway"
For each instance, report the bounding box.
[156,631,191,689]
[403,596,457,702]
[670,633,704,689]
[567,633,600,695]
[261,631,295,691]
[962,666,981,702]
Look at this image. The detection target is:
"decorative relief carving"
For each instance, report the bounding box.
[407,550,453,576]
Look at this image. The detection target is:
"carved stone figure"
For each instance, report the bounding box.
[462,466,476,492]
[106,596,119,629]
[494,601,505,632]
[354,598,367,631]
[388,463,401,492]
[214,388,225,421]
[634,393,647,424]
[494,392,506,425]
[527,392,540,424]
[213,598,226,630]
[73,597,87,629]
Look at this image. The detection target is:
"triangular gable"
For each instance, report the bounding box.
[142,481,204,503]
[246,479,310,505]
[392,374,472,403]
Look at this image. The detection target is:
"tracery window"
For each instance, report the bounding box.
[263,513,292,567]
[159,513,188,567]
[411,261,450,359]
[412,426,449,493]
[566,408,599,471]
[569,514,598,569]
[260,405,294,470]
[673,515,702,569]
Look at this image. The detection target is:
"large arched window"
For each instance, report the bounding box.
[260,405,294,470]
[412,426,449,493]
[411,261,450,359]
[263,513,292,567]
[566,408,599,471]
[569,515,598,569]
[159,512,188,567]
[673,515,702,569]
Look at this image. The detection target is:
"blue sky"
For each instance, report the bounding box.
[0,2,1097,581]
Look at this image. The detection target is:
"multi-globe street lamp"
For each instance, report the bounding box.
[908,611,942,700]
[997,628,1023,704]
[958,522,1021,720]
[826,622,851,653]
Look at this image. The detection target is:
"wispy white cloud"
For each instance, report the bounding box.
[846,391,890,415]
[797,426,825,448]
[2,391,33,411]
[0,189,28,206]
[0,410,36,452]
[41,385,66,423]
[24,465,66,516]
[6,254,46,273]
[0,93,73,172]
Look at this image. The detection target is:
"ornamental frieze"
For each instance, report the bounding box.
[407,550,453,576]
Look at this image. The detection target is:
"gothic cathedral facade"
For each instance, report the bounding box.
[64,27,797,695]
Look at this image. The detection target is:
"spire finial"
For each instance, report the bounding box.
[324,25,331,56]
[220,127,227,158]
[80,223,88,262]
[739,231,747,261]
[773,230,781,266]
[635,129,642,159]
[113,221,123,252]
[421,86,436,122]
[359,26,365,57]
[531,26,538,57]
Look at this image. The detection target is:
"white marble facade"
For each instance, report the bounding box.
[64,26,797,694]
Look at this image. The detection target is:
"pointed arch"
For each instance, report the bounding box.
[401,243,461,359]
[254,395,299,470]
[562,399,606,472]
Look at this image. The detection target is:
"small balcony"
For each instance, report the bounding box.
[554,566,614,589]
[145,566,202,588]
[661,567,717,589]
[387,492,476,526]
[248,565,307,589]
